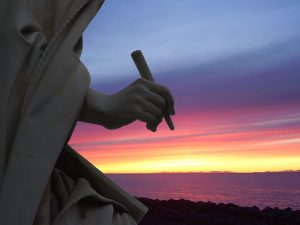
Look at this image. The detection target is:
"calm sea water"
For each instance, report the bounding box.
[108,172,300,210]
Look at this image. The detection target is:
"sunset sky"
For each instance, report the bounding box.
[69,0,300,173]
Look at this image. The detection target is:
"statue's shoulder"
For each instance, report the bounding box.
[25,0,89,40]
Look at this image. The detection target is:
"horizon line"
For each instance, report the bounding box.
[106,170,300,175]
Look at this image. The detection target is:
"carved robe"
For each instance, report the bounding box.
[0,0,147,224]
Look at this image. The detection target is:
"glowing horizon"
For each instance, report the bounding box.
[69,1,300,173]
[69,104,300,173]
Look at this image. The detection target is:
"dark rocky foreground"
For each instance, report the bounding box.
[137,198,300,225]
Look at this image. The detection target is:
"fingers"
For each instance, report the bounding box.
[137,110,161,132]
[143,92,175,130]
[142,101,164,131]
[145,91,166,115]
[142,100,163,120]
[132,78,175,131]
[139,79,175,115]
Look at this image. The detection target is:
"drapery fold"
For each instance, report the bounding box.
[0,1,147,224]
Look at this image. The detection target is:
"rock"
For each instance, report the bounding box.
[137,198,300,225]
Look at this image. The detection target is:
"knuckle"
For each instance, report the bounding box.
[159,98,165,107]
[161,85,171,96]
[134,83,147,93]
[164,87,171,96]
[159,84,168,92]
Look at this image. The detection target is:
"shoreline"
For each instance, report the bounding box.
[137,198,300,225]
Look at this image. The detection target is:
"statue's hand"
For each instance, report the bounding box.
[80,78,175,131]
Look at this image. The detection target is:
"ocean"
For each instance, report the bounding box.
[107,172,300,210]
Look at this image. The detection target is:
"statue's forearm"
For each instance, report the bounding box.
[78,79,174,131]
[79,88,110,126]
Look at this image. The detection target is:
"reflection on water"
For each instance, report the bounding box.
[108,172,300,210]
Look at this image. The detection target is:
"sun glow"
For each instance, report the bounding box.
[87,153,300,174]
[70,110,300,173]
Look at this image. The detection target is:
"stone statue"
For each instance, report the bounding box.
[0,0,175,225]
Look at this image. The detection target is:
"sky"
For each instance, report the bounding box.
[69,0,300,173]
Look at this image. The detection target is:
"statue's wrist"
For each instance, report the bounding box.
[79,89,110,126]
